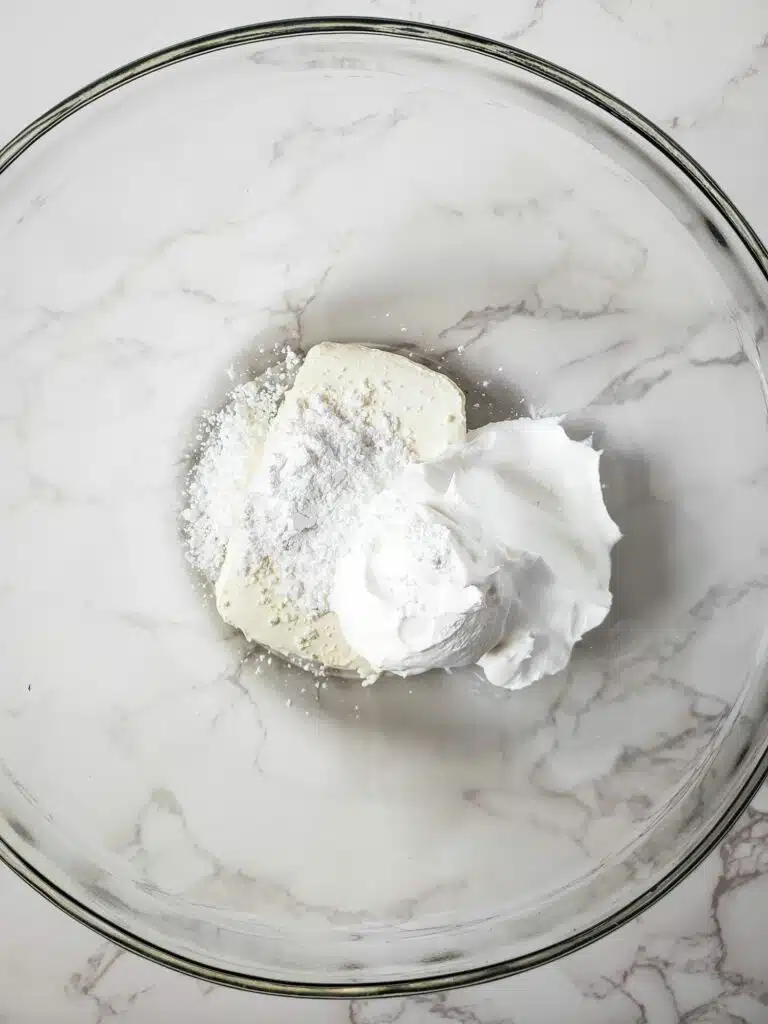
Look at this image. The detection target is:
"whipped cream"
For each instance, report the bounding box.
[330,418,621,689]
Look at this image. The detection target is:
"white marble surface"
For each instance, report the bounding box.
[1,0,768,1020]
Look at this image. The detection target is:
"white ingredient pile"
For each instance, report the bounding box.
[182,344,620,690]
[238,382,409,616]
[182,348,301,581]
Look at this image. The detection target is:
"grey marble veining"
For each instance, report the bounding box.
[0,0,767,1021]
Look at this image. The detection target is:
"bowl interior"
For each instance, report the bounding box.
[0,22,767,990]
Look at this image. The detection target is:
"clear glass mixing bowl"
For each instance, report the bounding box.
[1,17,767,998]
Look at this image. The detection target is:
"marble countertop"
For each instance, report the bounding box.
[1,1,767,1021]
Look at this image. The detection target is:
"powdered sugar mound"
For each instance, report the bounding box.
[241,383,410,616]
[182,348,301,580]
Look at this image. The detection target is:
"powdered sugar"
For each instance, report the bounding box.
[240,383,409,615]
[182,348,301,580]
[183,348,412,623]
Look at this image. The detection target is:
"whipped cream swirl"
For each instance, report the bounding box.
[330,418,621,689]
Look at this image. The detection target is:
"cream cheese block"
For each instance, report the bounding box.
[215,342,466,673]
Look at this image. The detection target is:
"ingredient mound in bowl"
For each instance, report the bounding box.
[184,342,620,688]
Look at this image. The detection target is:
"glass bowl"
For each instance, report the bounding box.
[1,17,767,998]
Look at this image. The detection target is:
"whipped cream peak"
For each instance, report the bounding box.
[331,418,621,689]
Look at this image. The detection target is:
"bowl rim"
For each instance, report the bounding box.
[1,14,767,1000]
